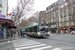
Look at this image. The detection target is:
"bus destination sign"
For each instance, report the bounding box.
[39,24,48,26]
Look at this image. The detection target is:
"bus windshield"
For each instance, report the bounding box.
[39,26,48,32]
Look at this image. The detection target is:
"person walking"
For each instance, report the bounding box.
[61,30,62,34]
[13,31,16,39]
[21,30,23,38]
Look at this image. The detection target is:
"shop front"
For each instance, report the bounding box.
[50,27,57,34]
[60,27,70,34]
[0,18,16,38]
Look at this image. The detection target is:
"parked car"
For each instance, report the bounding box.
[70,31,75,34]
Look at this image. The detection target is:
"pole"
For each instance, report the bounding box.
[57,0,60,34]
[18,17,20,38]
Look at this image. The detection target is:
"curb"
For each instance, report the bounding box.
[0,38,15,42]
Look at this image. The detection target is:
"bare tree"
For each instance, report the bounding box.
[32,11,39,23]
[12,0,34,36]
[20,19,28,28]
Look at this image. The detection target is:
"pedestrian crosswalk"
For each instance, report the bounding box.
[12,39,62,50]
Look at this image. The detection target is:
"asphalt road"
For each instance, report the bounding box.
[1,34,75,50]
[24,34,75,50]
[0,40,15,50]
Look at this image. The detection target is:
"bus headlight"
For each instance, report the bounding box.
[48,32,50,35]
[38,32,41,36]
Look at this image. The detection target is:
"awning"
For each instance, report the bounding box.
[71,25,75,28]
[60,27,69,30]
[0,18,16,29]
[9,23,16,29]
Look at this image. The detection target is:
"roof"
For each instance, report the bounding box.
[25,24,38,29]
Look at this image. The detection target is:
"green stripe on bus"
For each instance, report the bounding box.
[35,32,37,36]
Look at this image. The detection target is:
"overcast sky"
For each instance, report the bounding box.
[8,0,58,13]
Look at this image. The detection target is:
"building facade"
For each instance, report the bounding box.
[0,0,16,38]
[0,0,8,18]
[0,18,16,38]
[43,0,75,33]
[39,11,46,24]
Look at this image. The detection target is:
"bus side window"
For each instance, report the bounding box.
[32,27,34,32]
[27,28,30,32]
[26,29,27,32]
[30,27,32,32]
[34,26,37,32]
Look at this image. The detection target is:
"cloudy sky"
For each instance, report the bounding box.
[8,0,58,13]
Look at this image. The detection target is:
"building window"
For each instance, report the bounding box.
[61,23,63,27]
[64,9,66,17]
[64,15,66,17]
[65,23,66,26]
[69,17,71,21]
[74,10,75,14]
[61,18,63,22]
[64,18,66,21]
[74,17,75,20]
[46,7,48,10]
[0,0,2,7]
[61,16,63,18]
[69,22,71,26]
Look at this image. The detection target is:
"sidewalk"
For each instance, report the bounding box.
[0,34,20,42]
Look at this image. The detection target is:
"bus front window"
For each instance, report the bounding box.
[39,26,48,32]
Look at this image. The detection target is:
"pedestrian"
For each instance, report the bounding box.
[21,30,23,38]
[61,30,62,34]
[11,30,13,38]
[56,30,58,34]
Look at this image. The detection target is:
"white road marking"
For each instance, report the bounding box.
[12,40,37,43]
[8,41,10,43]
[13,41,40,45]
[31,46,53,50]
[15,44,46,50]
[14,42,41,47]
[52,48,62,50]
[12,39,62,50]
[12,39,34,42]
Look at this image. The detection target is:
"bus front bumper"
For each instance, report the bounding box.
[38,34,50,37]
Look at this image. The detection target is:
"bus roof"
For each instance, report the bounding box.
[25,24,38,29]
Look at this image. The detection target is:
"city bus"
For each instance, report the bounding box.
[22,24,50,38]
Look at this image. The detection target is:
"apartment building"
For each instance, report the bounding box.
[39,11,46,24]
[0,0,8,18]
[45,0,75,33]
[46,1,59,33]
